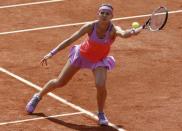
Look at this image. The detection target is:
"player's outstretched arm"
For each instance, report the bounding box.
[41,22,92,66]
[115,26,142,38]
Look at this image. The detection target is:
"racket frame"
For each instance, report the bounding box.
[143,6,168,31]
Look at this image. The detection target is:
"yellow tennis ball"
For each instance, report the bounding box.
[132,22,140,29]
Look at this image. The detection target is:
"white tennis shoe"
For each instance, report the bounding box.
[98,112,109,126]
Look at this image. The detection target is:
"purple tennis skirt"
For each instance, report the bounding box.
[69,45,115,70]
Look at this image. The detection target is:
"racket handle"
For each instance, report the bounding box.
[142,24,146,29]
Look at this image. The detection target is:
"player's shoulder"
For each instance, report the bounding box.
[110,24,120,34]
[82,21,96,34]
[83,21,96,29]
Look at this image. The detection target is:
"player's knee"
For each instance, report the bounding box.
[53,78,67,87]
[96,85,106,94]
[95,82,106,89]
[50,79,58,87]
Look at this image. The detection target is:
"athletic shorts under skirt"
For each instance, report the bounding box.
[69,45,115,70]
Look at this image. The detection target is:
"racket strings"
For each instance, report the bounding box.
[150,7,167,31]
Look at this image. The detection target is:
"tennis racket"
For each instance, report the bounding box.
[142,6,168,31]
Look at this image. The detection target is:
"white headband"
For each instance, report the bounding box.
[99,6,113,13]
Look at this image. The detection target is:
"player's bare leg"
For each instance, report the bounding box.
[93,67,108,125]
[38,60,80,98]
[26,60,80,113]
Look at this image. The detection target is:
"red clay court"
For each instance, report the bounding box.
[0,0,182,131]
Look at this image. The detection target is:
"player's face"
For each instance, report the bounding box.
[98,10,113,22]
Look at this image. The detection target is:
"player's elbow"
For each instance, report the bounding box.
[122,33,129,38]
[116,32,126,38]
[120,32,130,38]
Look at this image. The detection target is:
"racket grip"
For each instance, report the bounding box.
[142,24,146,29]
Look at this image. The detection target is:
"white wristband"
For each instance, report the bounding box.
[50,49,57,56]
[131,29,135,34]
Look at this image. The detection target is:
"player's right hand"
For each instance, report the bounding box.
[40,53,52,66]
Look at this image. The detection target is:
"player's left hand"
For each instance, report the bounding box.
[40,53,52,66]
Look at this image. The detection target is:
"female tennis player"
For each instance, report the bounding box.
[26,3,142,125]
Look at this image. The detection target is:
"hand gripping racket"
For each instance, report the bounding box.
[143,6,168,31]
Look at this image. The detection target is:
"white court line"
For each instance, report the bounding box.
[0,67,125,131]
[0,0,64,9]
[0,112,84,126]
[112,10,182,21]
[0,10,181,35]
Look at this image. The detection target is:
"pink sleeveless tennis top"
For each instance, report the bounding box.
[80,22,115,62]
